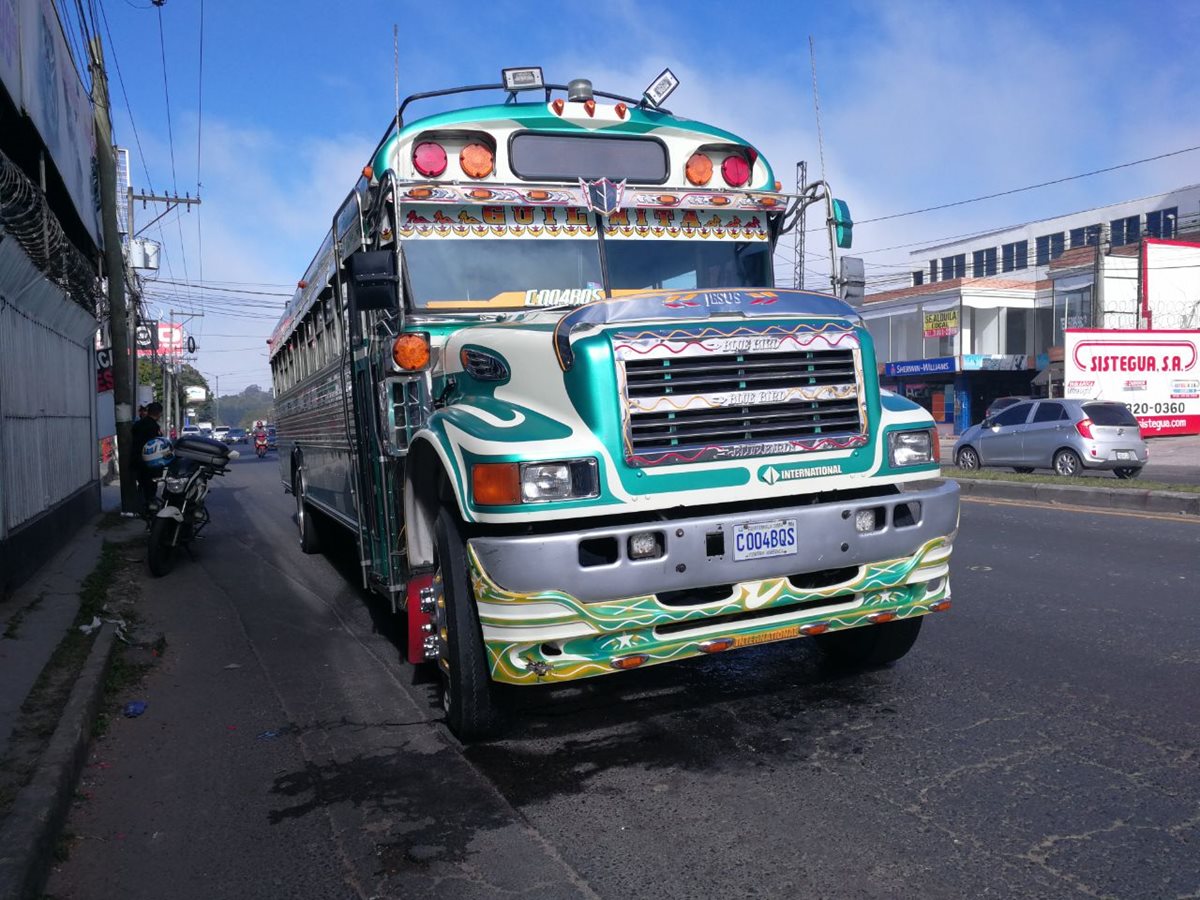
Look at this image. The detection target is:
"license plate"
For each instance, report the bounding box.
[1115,450,1135,460]
[732,519,798,561]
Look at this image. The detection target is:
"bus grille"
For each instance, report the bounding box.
[615,332,867,467]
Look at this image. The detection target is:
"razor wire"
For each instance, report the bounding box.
[0,148,102,317]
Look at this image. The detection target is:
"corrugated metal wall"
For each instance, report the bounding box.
[0,236,98,540]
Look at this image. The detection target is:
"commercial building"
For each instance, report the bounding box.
[859,185,1200,432]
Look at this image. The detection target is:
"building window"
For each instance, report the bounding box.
[1002,240,1028,272]
[1037,233,1065,265]
[972,247,997,278]
[1110,215,1140,247]
[912,270,924,286]
[929,260,938,282]
[940,254,965,280]
[1070,225,1100,248]
[1146,207,1177,239]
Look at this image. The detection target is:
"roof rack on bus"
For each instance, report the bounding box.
[368,82,672,171]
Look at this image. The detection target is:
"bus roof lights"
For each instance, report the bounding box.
[501,66,544,92]
[413,142,447,178]
[460,143,495,179]
[642,68,679,108]
[721,154,751,187]
[551,98,565,115]
[361,166,374,181]
[685,152,713,186]
[567,78,594,102]
[615,102,628,119]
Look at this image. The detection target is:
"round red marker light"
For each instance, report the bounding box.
[413,142,447,177]
[721,154,751,187]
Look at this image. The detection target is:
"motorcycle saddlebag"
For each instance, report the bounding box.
[173,435,232,467]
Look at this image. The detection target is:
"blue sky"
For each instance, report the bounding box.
[95,0,1200,394]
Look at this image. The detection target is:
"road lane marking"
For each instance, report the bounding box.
[961,495,1200,524]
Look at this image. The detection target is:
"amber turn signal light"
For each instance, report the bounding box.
[460,143,494,179]
[610,654,649,670]
[473,463,521,506]
[392,333,430,371]
[685,152,712,186]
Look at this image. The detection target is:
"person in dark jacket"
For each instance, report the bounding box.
[131,402,163,511]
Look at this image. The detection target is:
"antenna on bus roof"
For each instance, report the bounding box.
[809,37,827,187]
[393,24,401,152]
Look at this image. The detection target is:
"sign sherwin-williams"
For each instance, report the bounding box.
[884,357,956,377]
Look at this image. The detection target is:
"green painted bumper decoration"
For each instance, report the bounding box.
[468,537,953,685]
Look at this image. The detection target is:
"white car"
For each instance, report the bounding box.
[213,426,231,442]
[181,425,201,438]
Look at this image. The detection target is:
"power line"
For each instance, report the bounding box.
[855,145,1200,227]
[195,0,206,341]
[153,279,292,297]
[155,1,195,311]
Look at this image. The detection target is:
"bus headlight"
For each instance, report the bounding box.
[888,429,938,467]
[521,459,599,503]
[473,459,600,505]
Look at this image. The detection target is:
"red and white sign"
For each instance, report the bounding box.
[1065,329,1200,436]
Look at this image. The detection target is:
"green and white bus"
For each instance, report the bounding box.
[269,69,959,739]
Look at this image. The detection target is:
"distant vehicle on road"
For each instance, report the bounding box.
[983,395,1031,419]
[180,425,200,438]
[955,399,1147,478]
[213,426,231,443]
[226,428,247,444]
[265,424,276,450]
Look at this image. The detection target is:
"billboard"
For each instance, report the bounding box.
[1064,329,1200,436]
[184,385,207,403]
[1141,239,1200,330]
[136,321,185,358]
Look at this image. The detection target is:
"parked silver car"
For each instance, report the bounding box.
[954,399,1148,479]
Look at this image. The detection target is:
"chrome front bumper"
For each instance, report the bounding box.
[465,480,961,685]
[469,480,960,603]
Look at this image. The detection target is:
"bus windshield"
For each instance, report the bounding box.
[405,239,604,310]
[405,237,774,310]
[605,239,772,291]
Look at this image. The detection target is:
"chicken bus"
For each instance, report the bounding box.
[268,68,959,739]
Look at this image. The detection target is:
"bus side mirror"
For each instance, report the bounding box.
[346,250,398,312]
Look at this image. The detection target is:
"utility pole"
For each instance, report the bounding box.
[89,36,139,513]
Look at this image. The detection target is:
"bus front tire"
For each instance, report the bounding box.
[434,507,506,742]
[814,616,923,668]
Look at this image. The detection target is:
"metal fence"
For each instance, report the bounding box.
[0,234,98,539]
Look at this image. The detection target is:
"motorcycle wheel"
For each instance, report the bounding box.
[148,516,179,577]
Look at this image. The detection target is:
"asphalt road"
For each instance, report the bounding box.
[47,454,1200,899]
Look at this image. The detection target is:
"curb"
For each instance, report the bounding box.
[955,478,1200,516]
[0,623,117,900]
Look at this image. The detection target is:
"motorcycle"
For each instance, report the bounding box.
[254,434,269,458]
[148,436,237,576]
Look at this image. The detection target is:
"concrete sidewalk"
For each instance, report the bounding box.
[0,511,143,900]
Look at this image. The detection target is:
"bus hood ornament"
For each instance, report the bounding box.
[581,178,625,216]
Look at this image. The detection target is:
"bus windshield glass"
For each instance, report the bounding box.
[605,239,773,292]
[405,239,604,310]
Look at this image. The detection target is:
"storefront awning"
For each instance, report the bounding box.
[1031,361,1063,387]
